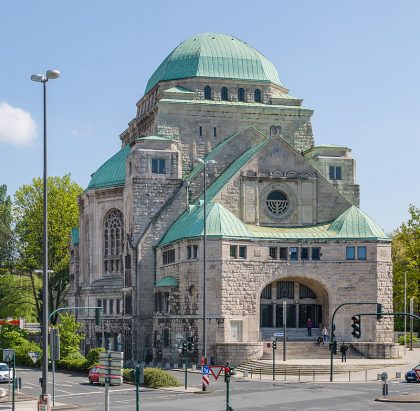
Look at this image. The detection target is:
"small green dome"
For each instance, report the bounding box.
[145,33,283,94]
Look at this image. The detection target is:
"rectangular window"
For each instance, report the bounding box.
[279,247,288,260]
[125,254,131,270]
[213,127,217,137]
[277,281,294,299]
[162,249,175,265]
[152,158,165,174]
[311,247,321,260]
[97,299,102,308]
[301,247,309,260]
[239,246,247,259]
[329,165,342,180]
[124,293,132,315]
[346,246,355,260]
[290,247,298,261]
[230,245,237,258]
[269,247,277,259]
[116,299,121,315]
[187,245,198,259]
[103,299,107,315]
[357,246,367,260]
[109,299,114,315]
[199,126,203,137]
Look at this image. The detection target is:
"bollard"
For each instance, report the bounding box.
[260,368,262,380]
[365,370,367,382]
[348,370,351,382]
[250,367,253,379]
[313,370,315,382]
[298,369,301,382]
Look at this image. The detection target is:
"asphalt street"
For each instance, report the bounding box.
[1,367,420,410]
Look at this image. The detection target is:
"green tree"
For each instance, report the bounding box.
[0,184,13,266]
[57,314,84,358]
[13,175,83,323]
[392,205,420,320]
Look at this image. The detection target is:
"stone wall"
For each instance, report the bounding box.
[215,342,263,365]
[350,342,399,359]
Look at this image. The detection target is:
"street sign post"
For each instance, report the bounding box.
[98,351,123,411]
[28,352,40,364]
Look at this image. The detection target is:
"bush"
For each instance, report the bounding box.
[123,368,134,382]
[398,335,419,345]
[65,351,85,360]
[57,358,88,372]
[86,347,104,368]
[143,368,180,388]
[14,340,42,367]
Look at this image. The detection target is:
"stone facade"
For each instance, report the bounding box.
[69,33,393,365]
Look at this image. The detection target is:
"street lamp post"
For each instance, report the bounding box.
[195,158,215,370]
[31,69,60,400]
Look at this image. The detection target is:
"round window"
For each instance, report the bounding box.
[266,191,288,215]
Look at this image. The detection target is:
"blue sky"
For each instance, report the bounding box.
[1,0,419,233]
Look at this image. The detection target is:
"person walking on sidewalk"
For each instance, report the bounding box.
[322,325,328,346]
[340,343,349,362]
[306,318,313,336]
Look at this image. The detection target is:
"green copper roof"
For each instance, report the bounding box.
[145,33,283,94]
[160,203,389,246]
[87,145,130,190]
[71,227,79,245]
[327,205,387,239]
[155,276,179,287]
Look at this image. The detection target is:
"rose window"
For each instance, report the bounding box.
[266,191,288,215]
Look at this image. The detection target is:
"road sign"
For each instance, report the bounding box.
[202,365,210,375]
[28,351,40,364]
[273,332,284,337]
[381,372,388,382]
[3,349,14,362]
[209,365,224,380]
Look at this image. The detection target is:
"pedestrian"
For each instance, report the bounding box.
[340,343,349,362]
[317,336,323,346]
[322,325,328,346]
[306,318,312,336]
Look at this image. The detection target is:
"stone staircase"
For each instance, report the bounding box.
[260,327,321,341]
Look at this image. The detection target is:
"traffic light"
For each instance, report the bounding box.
[51,328,60,361]
[272,340,277,350]
[331,340,337,355]
[351,315,361,339]
[224,366,231,383]
[95,307,103,326]
[187,342,194,352]
[377,303,383,320]
[182,342,187,353]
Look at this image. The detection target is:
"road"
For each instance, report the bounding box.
[1,367,420,410]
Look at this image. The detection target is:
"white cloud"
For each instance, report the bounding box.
[0,102,37,146]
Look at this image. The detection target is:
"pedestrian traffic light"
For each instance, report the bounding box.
[95,307,102,326]
[182,342,187,353]
[224,366,231,383]
[332,340,337,355]
[51,328,60,361]
[187,342,194,352]
[377,303,383,320]
[351,315,361,339]
[272,340,277,350]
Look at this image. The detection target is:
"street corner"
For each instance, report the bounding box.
[375,393,420,403]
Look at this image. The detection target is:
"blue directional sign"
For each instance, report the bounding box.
[202,365,210,375]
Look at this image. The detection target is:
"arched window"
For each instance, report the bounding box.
[221,87,229,101]
[238,88,245,102]
[275,126,282,135]
[204,86,212,99]
[104,209,124,274]
[254,89,262,102]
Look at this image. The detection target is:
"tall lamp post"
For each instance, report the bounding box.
[195,158,215,370]
[31,69,60,400]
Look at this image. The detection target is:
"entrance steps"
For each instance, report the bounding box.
[260,341,364,360]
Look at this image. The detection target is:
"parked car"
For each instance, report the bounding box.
[0,363,13,383]
[88,366,100,384]
[405,368,420,383]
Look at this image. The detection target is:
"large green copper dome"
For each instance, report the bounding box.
[145,33,283,94]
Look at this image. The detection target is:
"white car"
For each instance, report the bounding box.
[0,363,13,383]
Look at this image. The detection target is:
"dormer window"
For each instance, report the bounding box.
[204,86,212,99]
[329,166,342,180]
[152,158,166,174]
[238,88,245,102]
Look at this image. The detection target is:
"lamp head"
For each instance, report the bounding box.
[46,70,60,80]
[31,74,44,82]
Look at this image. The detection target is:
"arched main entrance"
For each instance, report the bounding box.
[260,279,326,334]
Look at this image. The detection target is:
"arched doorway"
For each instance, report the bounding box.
[260,279,326,335]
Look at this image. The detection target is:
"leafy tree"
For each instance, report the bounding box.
[0,184,13,266]
[13,175,83,323]
[392,205,420,322]
[57,314,84,358]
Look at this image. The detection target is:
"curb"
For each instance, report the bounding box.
[0,388,6,399]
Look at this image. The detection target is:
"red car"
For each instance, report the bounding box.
[88,366,100,384]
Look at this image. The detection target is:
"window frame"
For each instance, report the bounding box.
[269,247,277,260]
[279,247,288,260]
[230,245,237,258]
[152,158,166,174]
[346,246,356,260]
[311,247,321,261]
[254,88,262,102]
[329,165,342,180]
[301,247,309,260]
[357,246,367,260]
[162,248,176,265]
[204,86,212,99]
[221,87,229,101]
[239,246,247,259]
[238,88,245,102]
[289,247,298,261]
